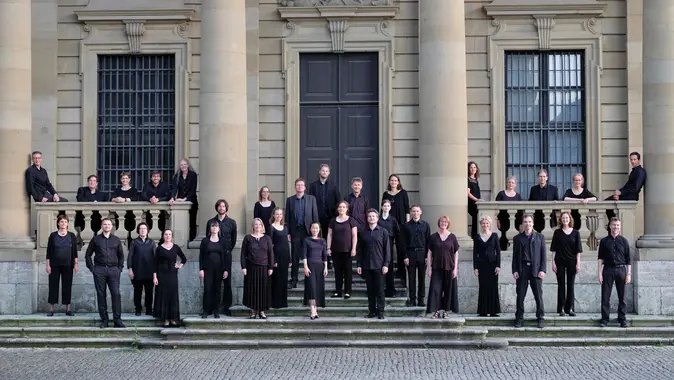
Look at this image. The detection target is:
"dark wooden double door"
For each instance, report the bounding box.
[299,53,380,203]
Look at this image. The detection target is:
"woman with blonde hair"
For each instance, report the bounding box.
[269,207,290,309]
[473,214,501,317]
[426,216,460,319]
[241,218,274,319]
[169,158,199,241]
[563,173,597,229]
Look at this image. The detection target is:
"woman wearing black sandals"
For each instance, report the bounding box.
[303,222,328,319]
[241,218,274,319]
[199,220,232,319]
[326,201,357,299]
[46,214,79,316]
[153,229,187,327]
[426,216,460,319]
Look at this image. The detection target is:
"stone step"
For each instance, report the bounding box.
[229,306,426,317]
[285,296,408,307]
[140,339,508,350]
[506,337,674,347]
[463,315,674,328]
[0,326,163,339]
[182,316,465,329]
[485,326,674,339]
[0,337,141,349]
[0,315,159,328]
[288,287,409,298]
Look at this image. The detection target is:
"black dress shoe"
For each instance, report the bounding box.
[224,310,232,317]
[514,320,523,328]
[559,312,565,317]
[568,311,576,317]
[113,320,126,328]
[135,312,142,316]
[620,321,628,328]
[47,312,54,317]
[417,301,425,307]
[201,313,208,319]
[599,320,608,328]
[405,300,416,307]
[377,314,385,320]
[146,311,153,316]
[365,313,377,318]
[331,293,342,298]
[99,321,109,329]
[213,313,220,319]
[65,311,74,317]
[537,319,544,329]
[288,281,297,289]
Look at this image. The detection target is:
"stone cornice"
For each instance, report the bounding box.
[74,9,195,22]
[279,0,393,6]
[484,1,606,17]
[278,5,398,20]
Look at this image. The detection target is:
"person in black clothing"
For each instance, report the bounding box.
[268,207,290,309]
[75,174,107,237]
[141,171,171,233]
[357,209,391,319]
[327,201,357,299]
[345,177,370,231]
[402,205,431,307]
[111,171,139,237]
[85,218,125,328]
[563,173,597,230]
[598,217,632,328]
[473,215,501,317]
[467,161,482,238]
[205,199,237,315]
[529,169,559,232]
[381,174,410,281]
[512,214,546,329]
[551,212,583,317]
[169,158,199,242]
[127,222,157,316]
[303,222,328,319]
[605,152,647,222]
[285,178,319,289]
[153,229,187,327]
[25,151,68,202]
[241,218,275,319]
[495,176,524,250]
[309,164,341,239]
[253,186,276,237]
[378,199,400,297]
[426,216,460,319]
[46,214,79,316]
[199,220,231,319]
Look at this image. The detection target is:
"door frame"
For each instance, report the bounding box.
[281,19,394,196]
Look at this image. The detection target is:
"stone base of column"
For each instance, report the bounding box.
[636,235,674,250]
[0,243,37,315]
[633,245,674,315]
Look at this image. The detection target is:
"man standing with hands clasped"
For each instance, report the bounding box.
[512,214,546,329]
[598,217,631,328]
[357,209,391,320]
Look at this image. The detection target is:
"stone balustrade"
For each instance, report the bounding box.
[34,202,192,249]
[477,201,639,251]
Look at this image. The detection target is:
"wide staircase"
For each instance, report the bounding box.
[2,264,674,349]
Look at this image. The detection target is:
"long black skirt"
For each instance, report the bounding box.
[476,262,501,315]
[153,268,180,320]
[303,261,326,308]
[427,273,460,314]
[243,263,271,311]
[271,248,290,309]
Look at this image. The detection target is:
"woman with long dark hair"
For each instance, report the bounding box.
[327,200,357,299]
[254,186,276,235]
[551,211,583,316]
[381,174,410,281]
[241,218,274,319]
[199,220,232,319]
[473,215,501,317]
[152,229,186,327]
[169,158,199,241]
[304,222,328,319]
[127,222,156,316]
[467,161,482,238]
[269,207,290,309]
[46,214,78,316]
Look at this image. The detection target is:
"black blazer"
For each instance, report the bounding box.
[76,187,109,202]
[171,170,198,203]
[284,194,319,236]
[308,179,341,221]
[512,232,547,278]
[528,184,559,201]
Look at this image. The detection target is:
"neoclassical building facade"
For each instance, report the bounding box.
[1,0,672,315]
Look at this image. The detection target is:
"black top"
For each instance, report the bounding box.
[377,214,399,241]
[127,238,157,280]
[328,217,356,253]
[46,231,78,267]
[345,193,370,230]
[240,234,274,269]
[597,234,631,266]
[141,181,171,202]
[529,184,560,201]
[563,188,596,200]
[619,165,647,201]
[85,234,125,271]
[468,178,481,216]
[25,165,58,201]
[428,232,460,271]
[268,225,290,250]
[253,201,276,234]
[495,190,523,201]
[473,232,501,269]
[76,187,109,202]
[154,244,187,272]
[550,229,583,262]
[512,232,546,277]
[309,179,341,221]
[381,190,410,225]
[206,215,237,252]
[111,187,139,201]
[402,219,431,253]
[171,170,198,202]
[199,237,231,272]
[357,225,391,270]
[303,237,327,264]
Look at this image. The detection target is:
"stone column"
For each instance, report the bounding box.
[0,0,32,243]
[196,0,248,246]
[418,0,469,239]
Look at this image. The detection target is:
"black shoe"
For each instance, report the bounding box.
[619,321,628,328]
[135,312,142,316]
[537,319,544,329]
[213,313,220,319]
[310,315,316,320]
[478,314,488,317]
[65,311,74,317]
[224,310,232,317]
[47,312,54,317]
[365,313,377,319]
[558,312,565,317]
[258,312,267,320]
[328,262,333,270]
[491,314,500,317]
[568,311,576,317]
[146,310,153,316]
[405,300,416,307]
[113,320,126,328]
[514,320,523,328]
[344,294,351,299]
[331,293,342,298]
[377,313,385,320]
[288,281,297,289]
[417,301,425,307]
[599,320,608,328]
[99,321,109,329]
[201,313,208,319]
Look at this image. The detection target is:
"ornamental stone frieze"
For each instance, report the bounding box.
[279,0,393,6]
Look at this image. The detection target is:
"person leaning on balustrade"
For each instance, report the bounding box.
[169,158,199,242]
[141,171,171,234]
[494,176,524,251]
[528,169,559,232]
[75,174,107,237]
[111,171,140,236]
[563,173,597,230]
[24,150,68,203]
[46,214,79,317]
[467,161,482,238]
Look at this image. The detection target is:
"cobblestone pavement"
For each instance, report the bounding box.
[1,347,672,380]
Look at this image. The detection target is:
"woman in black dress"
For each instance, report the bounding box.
[304,222,328,319]
[241,218,274,319]
[169,158,199,241]
[199,220,231,319]
[551,211,583,316]
[378,199,400,297]
[152,229,187,327]
[269,207,290,309]
[327,201,357,299]
[563,173,597,230]
[467,161,482,238]
[426,216,460,319]
[254,186,276,235]
[495,176,524,250]
[127,222,157,316]
[473,215,501,317]
[46,214,79,316]
[110,171,139,236]
[381,174,410,280]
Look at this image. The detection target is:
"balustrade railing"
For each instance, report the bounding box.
[477,201,638,252]
[34,202,192,250]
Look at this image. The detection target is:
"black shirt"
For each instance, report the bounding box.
[240,234,274,269]
[473,232,501,269]
[563,188,596,200]
[46,231,78,267]
[253,201,276,234]
[381,190,410,225]
[25,165,58,201]
[141,181,171,202]
[328,217,356,253]
[76,187,109,202]
[345,193,370,230]
[403,219,431,252]
[597,234,631,266]
[206,215,238,252]
[529,184,560,201]
[111,187,139,201]
[357,225,391,270]
[303,237,327,264]
[377,215,399,242]
[468,178,481,216]
[199,237,231,272]
[550,229,583,262]
[620,165,647,201]
[428,232,460,271]
[171,170,198,202]
[85,234,125,270]
[127,238,157,280]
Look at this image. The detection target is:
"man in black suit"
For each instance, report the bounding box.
[512,213,547,329]
[285,177,319,288]
[528,169,559,232]
[357,209,391,319]
[308,164,341,269]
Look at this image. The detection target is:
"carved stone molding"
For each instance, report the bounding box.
[484,0,606,17]
[279,0,392,6]
[124,21,146,54]
[534,17,555,50]
[328,19,349,53]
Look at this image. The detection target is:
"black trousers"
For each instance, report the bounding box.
[515,266,544,321]
[364,269,385,314]
[555,259,577,313]
[407,250,426,303]
[319,218,331,267]
[395,222,406,281]
[93,266,122,322]
[222,275,233,312]
[333,252,352,295]
[132,278,154,313]
[601,266,627,323]
[188,201,199,242]
[428,269,453,313]
[202,266,222,314]
[290,228,308,282]
[48,265,74,305]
